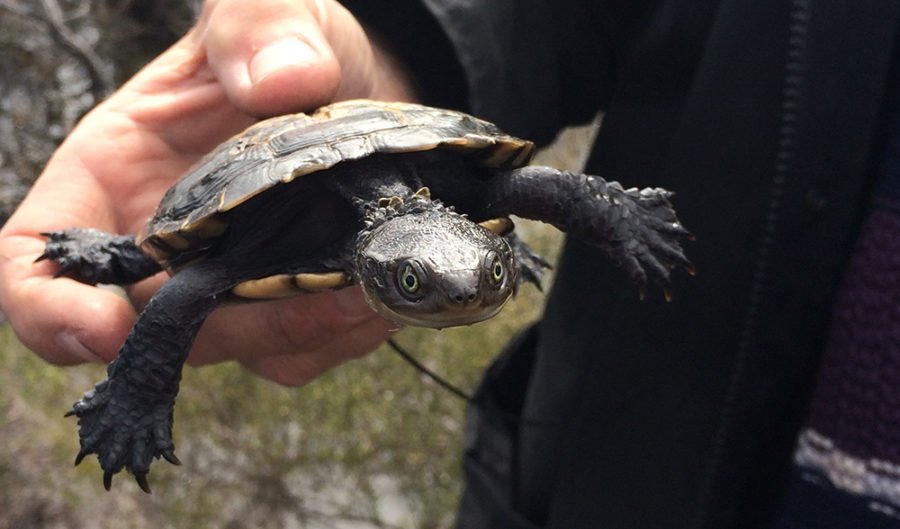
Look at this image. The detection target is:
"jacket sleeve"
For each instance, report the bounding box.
[341,1,655,144]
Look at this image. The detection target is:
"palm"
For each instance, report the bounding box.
[0,0,411,380]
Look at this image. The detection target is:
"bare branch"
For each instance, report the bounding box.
[38,0,114,99]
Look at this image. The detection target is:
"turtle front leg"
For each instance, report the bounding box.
[68,265,228,492]
[482,166,693,292]
[37,228,162,285]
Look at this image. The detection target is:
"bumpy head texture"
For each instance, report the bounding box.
[354,191,516,328]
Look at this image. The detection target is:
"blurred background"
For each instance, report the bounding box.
[0,1,596,527]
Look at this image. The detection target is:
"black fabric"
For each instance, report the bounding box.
[458,326,541,529]
[338,1,468,111]
[341,1,900,528]
[768,468,900,529]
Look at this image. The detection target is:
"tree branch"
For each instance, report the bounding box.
[37,0,114,100]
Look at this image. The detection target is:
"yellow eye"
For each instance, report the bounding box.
[400,264,420,294]
[491,258,505,283]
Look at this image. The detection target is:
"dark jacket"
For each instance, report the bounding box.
[344,1,900,527]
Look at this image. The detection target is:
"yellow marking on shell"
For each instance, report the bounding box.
[511,142,536,166]
[218,180,281,213]
[232,275,297,299]
[182,215,227,239]
[312,99,395,120]
[156,231,191,251]
[483,141,529,167]
[441,137,471,147]
[479,217,514,236]
[218,187,228,210]
[413,187,431,199]
[286,162,330,183]
[136,235,172,266]
[381,140,441,154]
[293,271,349,291]
[232,271,349,299]
[320,100,421,117]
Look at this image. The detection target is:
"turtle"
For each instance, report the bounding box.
[37,99,692,493]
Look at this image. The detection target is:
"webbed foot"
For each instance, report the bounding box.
[37,228,161,285]
[504,232,552,291]
[485,166,692,297]
[67,372,180,494]
[600,185,693,294]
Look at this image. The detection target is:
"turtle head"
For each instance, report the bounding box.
[355,209,517,329]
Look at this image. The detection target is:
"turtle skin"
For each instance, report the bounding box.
[37,100,692,493]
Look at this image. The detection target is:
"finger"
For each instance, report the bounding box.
[202,0,345,116]
[0,235,135,364]
[188,286,393,371]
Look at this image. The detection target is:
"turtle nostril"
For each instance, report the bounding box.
[449,288,478,304]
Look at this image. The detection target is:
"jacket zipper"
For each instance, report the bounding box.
[692,0,811,526]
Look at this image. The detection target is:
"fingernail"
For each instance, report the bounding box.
[56,331,102,363]
[333,287,377,319]
[249,38,318,84]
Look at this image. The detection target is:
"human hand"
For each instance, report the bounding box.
[0,0,416,386]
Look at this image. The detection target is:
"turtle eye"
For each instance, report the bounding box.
[398,263,421,295]
[489,256,505,284]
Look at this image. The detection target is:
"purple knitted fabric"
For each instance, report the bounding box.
[781,130,900,522]
[806,202,900,462]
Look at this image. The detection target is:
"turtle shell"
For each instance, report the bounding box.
[139,100,534,263]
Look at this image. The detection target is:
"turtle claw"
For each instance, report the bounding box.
[37,229,110,284]
[35,232,57,261]
[637,284,675,303]
[162,449,182,466]
[37,228,160,285]
[68,374,178,493]
[664,287,674,303]
[604,185,692,292]
[135,473,152,494]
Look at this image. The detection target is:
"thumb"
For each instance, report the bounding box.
[201,0,348,116]
[197,0,341,116]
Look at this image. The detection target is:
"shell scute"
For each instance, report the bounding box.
[139,100,534,262]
